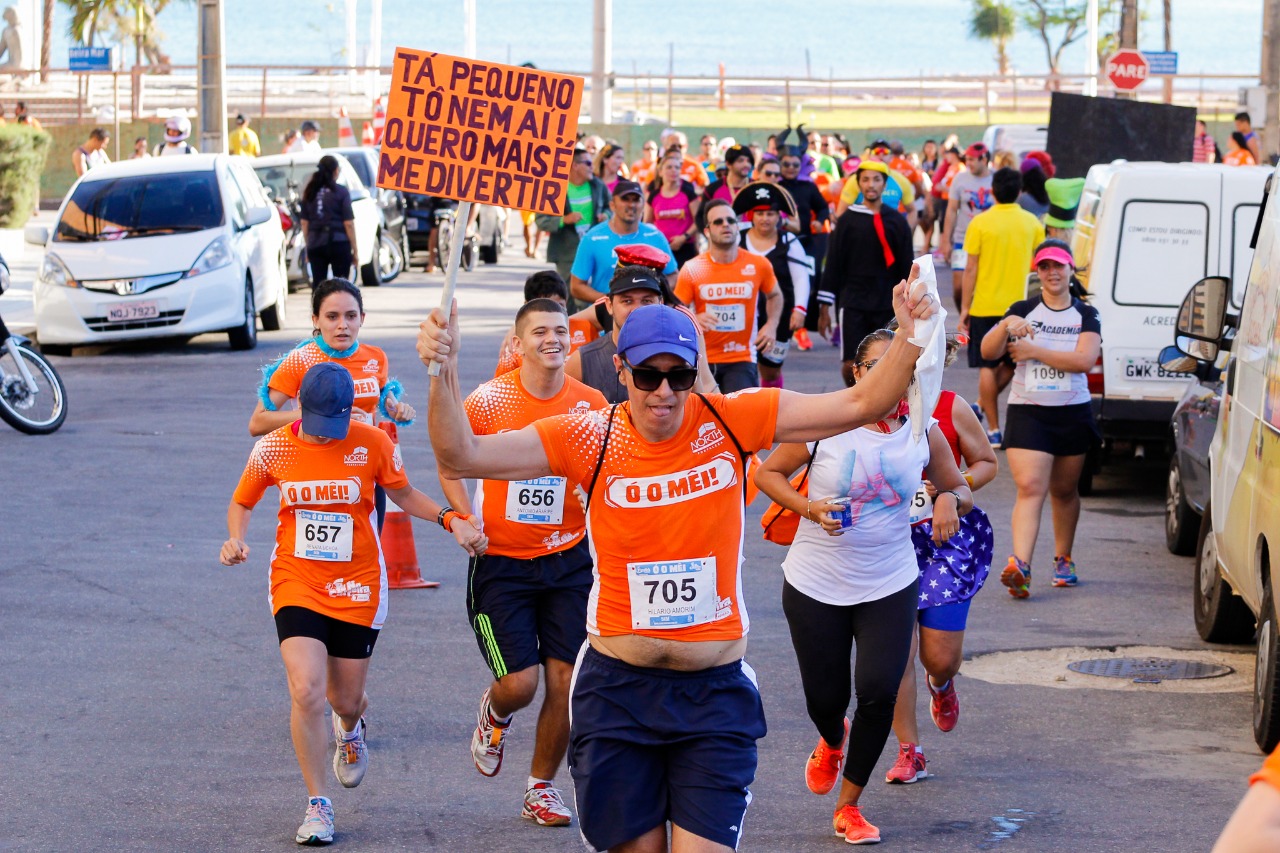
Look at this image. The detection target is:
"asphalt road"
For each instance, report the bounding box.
[0,251,1264,852]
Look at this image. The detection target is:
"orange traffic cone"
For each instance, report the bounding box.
[372,97,386,145]
[337,107,356,147]
[361,120,375,146]
[376,421,439,589]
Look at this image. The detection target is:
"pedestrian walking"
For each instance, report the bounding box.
[298,156,359,288]
[735,181,811,388]
[820,160,914,387]
[230,113,261,157]
[220,361,486,846]
[568,180,677,305]
[701,144,755,210]
[71,128,110,177]
[644,151,701,268]
[594,142,629,194]
[886,336,998,784]
[940,143,994,297]
[960,167,1046,447]
[980,242,1101,597]
[675,198,783,392]
[493,270,606,377]
[778,144,832,342]
[535,147,609,297]
[754,327,972,845]
[416,267,940,852]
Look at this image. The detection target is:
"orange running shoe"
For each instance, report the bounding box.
[1000,556,1031,599]
[805,717,849,795]
[794,327,814,351]
[833,803,881,845]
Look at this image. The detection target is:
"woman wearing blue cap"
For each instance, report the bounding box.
[222,362,486,846]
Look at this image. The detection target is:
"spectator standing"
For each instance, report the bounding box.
[288,120,322,154]
[819,160,914,387]
[1225,132,1258,166]
[229,113,261,157]
[282,128,299,154]
[72,128,111,177]
[13,101,40,130]
[131,136,150,159]
[535,148,609,294]
[154,115,198,155]
[1192,120,1219,163]
[644,151,701,268]
[960,167,1046,447]
[569,180,677,305]
[1235,112,1263,164]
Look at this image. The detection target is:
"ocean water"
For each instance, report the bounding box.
[51,0,1262,80]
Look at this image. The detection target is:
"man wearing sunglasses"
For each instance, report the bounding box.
[675,199,783,392]
[568,180,679,307]
[438,298,608,828]
[418,267,937,853]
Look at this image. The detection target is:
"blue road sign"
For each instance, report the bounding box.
[69,47,112,72]
[1142,51,1178,75]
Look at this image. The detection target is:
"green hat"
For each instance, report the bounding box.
[1044,177,1086,229]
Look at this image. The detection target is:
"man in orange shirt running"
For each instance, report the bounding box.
[417,266,938,852]
[675,198,783,392]
[440,299,608,828]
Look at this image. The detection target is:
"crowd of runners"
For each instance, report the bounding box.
[218,125,1111,849]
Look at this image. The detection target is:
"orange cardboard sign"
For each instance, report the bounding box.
[376,48,584,216]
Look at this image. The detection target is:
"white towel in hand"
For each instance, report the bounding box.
[907,254,948,442]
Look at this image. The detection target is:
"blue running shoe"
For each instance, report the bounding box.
[971,402,984,424]
[986,429,1003,449]
[1053,555,1079,587]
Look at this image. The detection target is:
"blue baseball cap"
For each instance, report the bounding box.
[616,304,698,368]
[299,362,355,440]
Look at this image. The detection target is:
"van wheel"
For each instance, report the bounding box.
[1255,579,1280,752]
[1165,454,1200,556]
[1193,502,1254,643]
[228,279,258,350]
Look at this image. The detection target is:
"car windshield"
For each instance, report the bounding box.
[54,171,224,242]
[341,151,374,190]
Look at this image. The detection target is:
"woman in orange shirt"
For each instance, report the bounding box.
[223,363,486,845]
[1225,131,1258,166]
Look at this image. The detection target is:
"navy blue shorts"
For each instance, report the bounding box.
[466,539,592,678]
[569,645,767,851]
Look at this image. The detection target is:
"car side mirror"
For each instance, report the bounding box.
[1158,345,1198,375]
[24,224,49,245]
[1176,275,1229,345]
[243,206,272,229]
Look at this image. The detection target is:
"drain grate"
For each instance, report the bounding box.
[1067,657,1233,684]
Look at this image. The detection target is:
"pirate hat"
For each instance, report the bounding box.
[732,181,798,220]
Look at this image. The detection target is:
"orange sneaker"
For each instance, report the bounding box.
[1001,556,1031,599]
[794,327,814,351]
[833,803,881,845]
[805,717,849,795]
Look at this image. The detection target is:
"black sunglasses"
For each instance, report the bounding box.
[762,170,781,178]
[622,358,697,392]
[708,215,738,227]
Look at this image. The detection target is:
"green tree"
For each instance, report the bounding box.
[970,0,1017,76]
[1017,0,1121,79]
[57,0,181,51]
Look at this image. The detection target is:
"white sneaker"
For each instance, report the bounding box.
[470,688,510,777]
[522,782,573,826]
[331,714,368,789]
[295,797,334,845]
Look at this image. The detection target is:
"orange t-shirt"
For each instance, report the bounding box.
[631,158,656,187]
[889,156,923,188]
[1225,148,1257,166]
[493,316,600,378]
[232,421,409,629]
[269,341,390,426]
[681,156,709,189]
[1252,744,1280,790]
[675,251,778,365]
[465,371,608,558]
[534,389,780,641]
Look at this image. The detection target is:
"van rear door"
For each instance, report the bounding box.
[1221,167,1266,312]
[1102,171,1220,404]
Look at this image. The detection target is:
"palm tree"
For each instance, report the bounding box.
[970,0,1016,76]
[40,0,52,81]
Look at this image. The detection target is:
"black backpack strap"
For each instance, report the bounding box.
[693,392,750,500]
[583,404,618,513]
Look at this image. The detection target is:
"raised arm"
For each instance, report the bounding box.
[418,302,556,482]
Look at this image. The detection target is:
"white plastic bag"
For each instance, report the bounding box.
[907,254,948,442]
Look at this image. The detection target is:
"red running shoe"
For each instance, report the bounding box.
[833,804,881,845]
[928,677,959,732]
[805,717,849,795]
[794,327,814,351]
[884,743,928,784]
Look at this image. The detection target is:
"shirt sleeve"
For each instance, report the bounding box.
[340,188,355,223]
[374,429,410,491]
[674,266,695,306]
[785,238,812,311]
[569,235,594,282]
[839,178,859,206]
[533,412,603,487]
[717,388,781,453]
[811,185,831,223]
[462,387,491,434]
[1004,299,1033,319]
[231,441,275,508]
[1251,745,1280,791]
[819,214,847,305]
[1079,302,1102,336]
[267,349,306,398]
[759,262,778,295]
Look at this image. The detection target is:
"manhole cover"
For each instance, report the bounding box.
[1067,657,1233,683]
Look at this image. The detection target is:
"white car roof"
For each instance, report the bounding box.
[76,153,225,182]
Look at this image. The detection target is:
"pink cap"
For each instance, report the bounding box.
[1033,246,1074,269]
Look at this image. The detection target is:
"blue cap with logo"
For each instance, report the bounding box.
[616,304,699,368]
[299,362,355,440]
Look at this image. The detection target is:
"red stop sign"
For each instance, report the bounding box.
[1106,49,1150,91]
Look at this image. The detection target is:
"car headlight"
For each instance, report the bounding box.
[184,235,233,278]
[39,252,78,288]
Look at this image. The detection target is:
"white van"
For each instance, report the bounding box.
[1068,161,1269,467]
[982,124,1047,160]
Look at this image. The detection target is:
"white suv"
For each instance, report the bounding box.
[27,154,287,351]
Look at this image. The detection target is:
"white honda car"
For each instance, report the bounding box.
[27,154,287,351]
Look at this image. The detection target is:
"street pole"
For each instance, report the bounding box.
[1162,0,1173,104]
[1264,0,1280,162]
[196,0,227,154]
[462,0,476,58]
[591,0,612,125]
[345,0,357,93]
[1085,0,1099,96]
[368,0,382,101]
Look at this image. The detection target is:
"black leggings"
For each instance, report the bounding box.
[782,579,919,787]
[308,241,353,287]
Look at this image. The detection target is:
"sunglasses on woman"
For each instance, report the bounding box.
[622,358,698,392]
